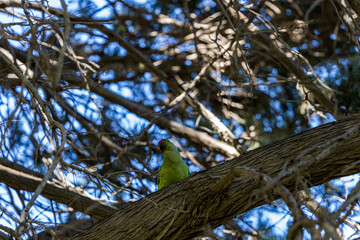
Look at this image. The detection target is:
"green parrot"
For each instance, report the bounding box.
[157,139,190,190]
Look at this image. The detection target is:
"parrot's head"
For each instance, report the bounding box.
[158,139,177,153]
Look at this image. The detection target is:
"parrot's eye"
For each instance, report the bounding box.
[158,140,166,152]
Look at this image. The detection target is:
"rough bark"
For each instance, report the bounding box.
[71,117,360,239]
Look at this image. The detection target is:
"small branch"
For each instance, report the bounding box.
[297,190,345,240]
[218,0,341,118]
[63,75,239,158]
[0,158,118,219]
[0,47,68,234]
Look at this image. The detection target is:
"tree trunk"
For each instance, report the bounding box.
[71,117,360,239]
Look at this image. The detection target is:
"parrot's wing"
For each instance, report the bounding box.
[157,164,163,185]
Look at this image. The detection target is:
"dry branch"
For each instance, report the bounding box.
[0,158,118,219]
[62,75,239,158]
[0,0,241,154]
[218,0,338,116]
[71,117,360,239]
[0,75,238,158]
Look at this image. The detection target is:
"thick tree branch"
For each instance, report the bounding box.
[71,118,360,239]
[0,158,118,219]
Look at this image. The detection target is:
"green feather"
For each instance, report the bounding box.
[157,139,189,190]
